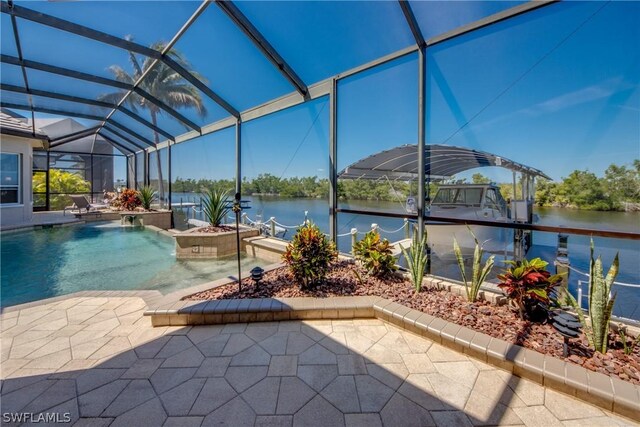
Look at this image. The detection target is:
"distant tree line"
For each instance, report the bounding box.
[172,160,640,211]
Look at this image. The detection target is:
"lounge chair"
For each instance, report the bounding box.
[65,195,108,215]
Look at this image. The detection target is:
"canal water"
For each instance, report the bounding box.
[172,193,640,321]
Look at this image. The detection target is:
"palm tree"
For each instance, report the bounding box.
[99,38,207,202]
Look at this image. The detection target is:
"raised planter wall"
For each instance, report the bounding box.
[74,211,121,222]
[119,210,172,229]
[243,236,289,263]
[175,225,260,259]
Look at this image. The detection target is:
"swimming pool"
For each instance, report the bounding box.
[1,223,269,308]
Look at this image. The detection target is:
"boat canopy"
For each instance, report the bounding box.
[338,144,551,181]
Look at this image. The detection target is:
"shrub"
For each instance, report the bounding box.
[567,240,619,354]
[137,186,157,210]
[201,188,231,226]
[112,188,141,211]
[282,222,337,289]
[453,229,495,302]
[353,230,397,277]
[33,169,90,210]
[497,257,562,321]
[400,232,429,292]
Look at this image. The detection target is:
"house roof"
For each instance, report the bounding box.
[0,111,48,141]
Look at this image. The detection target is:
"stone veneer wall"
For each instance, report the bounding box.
[118,211,172,229]
[175,226,260,259]
[75,210,172,229]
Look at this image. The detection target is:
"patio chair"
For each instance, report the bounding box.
[67,195,108,215]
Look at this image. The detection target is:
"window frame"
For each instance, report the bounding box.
[0,152,22,206]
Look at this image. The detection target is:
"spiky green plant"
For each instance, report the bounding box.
[137,186,157,210]
[201,188,230,226]
[618,328,640,355]
[568,240,619,354]
[453,229,495,303]
[400,232,430,292]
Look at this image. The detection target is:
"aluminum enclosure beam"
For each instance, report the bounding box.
[103,123,153,149]
[1,54,130,90]
[0,1,239,119]
[49,125,101,144]
[161,0,555,151]
[48,128,100,148]
[1,101,103,121]
[328,79,338,243]
[97,1,213,139]
[398,0,425,47]
[6,2,37,136]
[235,120,241,196]
[1,82,113,108]
[100,127,147,152]
[3,0,558,157]
[417,48,426,239]
[427,0,557,47]
[1,54,198,134]
[214,0,308,98]
[0,83,176,141]
[98,133,136,155]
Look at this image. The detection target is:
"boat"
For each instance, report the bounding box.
[425,183,513,256]
[339,144,550,257]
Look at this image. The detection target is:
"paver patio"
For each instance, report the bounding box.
[1,296,636,427]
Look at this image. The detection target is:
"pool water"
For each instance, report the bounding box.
[1,223,269,308]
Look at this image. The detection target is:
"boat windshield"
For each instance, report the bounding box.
[432,188,483,205]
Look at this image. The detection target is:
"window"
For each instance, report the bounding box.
[1,153,21,204]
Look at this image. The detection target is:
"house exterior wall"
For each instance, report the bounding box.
[0,135,34,227]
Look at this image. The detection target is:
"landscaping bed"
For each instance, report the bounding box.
[187,260,640,385]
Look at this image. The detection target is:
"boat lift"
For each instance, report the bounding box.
[338,144,551,259]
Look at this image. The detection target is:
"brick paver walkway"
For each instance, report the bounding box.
[1,296,636,426]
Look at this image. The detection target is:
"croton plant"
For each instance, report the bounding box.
[497,257,563,321]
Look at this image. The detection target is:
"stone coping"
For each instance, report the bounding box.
[1,289,163,314]
[0,218,84,234]
[144,294,640,421]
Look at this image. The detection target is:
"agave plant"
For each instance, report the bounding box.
[137,186,158,211]
[201,188,231,227]
[453,229,495,303]
[497,257,562,321]
[567,240,619,354]
[400,232,430,292]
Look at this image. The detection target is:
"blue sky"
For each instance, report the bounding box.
[2,1,639,184]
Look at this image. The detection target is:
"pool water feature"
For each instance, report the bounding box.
[1,223,269,308]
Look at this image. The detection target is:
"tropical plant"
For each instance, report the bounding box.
[618,328,640,355]
[400,232,430,292]
[353,230,398,277]
[100,38,207,200]
[282,222,337,289]
[497,257,562,321]
[112,188,142,211]
[566,240,619,354]
[137,186,157,210]
[201,188,230,227]
[453,229,495,302]
[33,169,91,210]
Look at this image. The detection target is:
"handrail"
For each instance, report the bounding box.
[336,208,640,240]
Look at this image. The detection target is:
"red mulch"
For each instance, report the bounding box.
[187,260,640,385]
